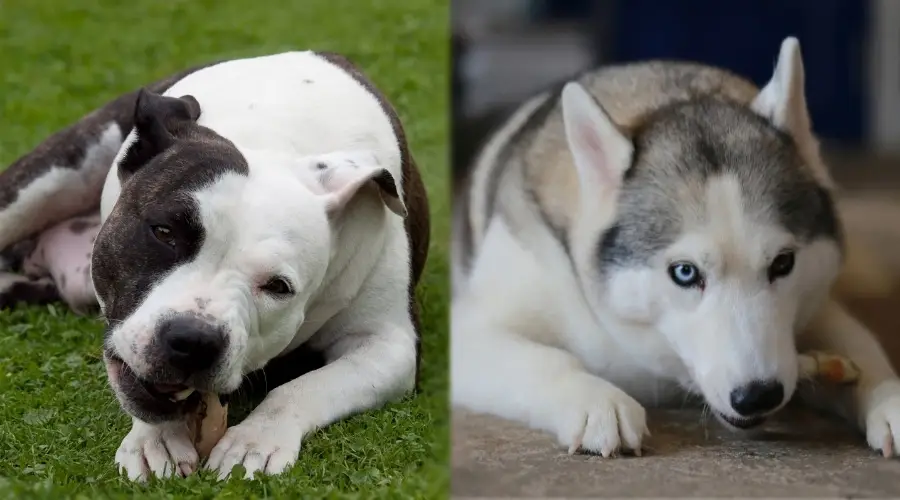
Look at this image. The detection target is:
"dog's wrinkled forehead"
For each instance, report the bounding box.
[598,98,840,270]
[92,90,250,325]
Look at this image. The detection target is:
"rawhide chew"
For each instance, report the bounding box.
[186,392,228,459]
[798,350,861,384]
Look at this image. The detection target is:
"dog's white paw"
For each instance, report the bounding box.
[553,374,649,457]
[865,380,900,457]
[205,417,303,480]
[115,419,198,482]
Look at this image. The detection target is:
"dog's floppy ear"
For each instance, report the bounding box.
[751,37,812,139]
[561,81,633,197]
[119,89,202,175]
[316,160,406,220]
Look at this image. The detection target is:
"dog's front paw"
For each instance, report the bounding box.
[115,419,198,482]
[865,380,900,457]
[205,418,303,480]
[553,374,650,457]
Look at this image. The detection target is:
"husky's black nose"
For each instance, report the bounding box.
[158,316,226,373]
[730,380,785,416]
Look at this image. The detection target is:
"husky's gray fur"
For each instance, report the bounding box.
[452,37,900,459]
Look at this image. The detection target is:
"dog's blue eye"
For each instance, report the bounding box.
[668,262,703,288]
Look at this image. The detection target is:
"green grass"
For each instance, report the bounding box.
[0,0,449,497]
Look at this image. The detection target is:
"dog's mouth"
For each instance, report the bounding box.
[715,411,767,430]
[105,354,202,411]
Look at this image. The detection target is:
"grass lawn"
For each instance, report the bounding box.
[0,0,449,497]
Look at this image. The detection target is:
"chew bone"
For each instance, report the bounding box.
[186,392,228,459]
[798,350,861,384]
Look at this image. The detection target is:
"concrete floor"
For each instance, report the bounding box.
[451,158,900,498]
[452,407,900,498]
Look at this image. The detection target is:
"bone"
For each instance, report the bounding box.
[186,392,228,459]
[798,350,861,384]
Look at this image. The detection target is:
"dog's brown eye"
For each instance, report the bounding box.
[151,225,175,246]
[768,251,795,282]
[261,277,294,297]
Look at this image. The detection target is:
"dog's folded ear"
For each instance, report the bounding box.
[561,81,634,197]
[317,160,406,220]
[119,89,202,176]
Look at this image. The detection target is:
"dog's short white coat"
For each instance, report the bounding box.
[99,51,417,481]
[451,38,900,458]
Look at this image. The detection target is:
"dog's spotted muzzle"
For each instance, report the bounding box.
[103,313,230,422]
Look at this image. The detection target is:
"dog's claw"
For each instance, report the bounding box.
[568,425,585,455]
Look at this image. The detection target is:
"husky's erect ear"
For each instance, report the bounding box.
[318,162,406,220]
[751,37,812,139]
[561,81,633,195]
[751,37,834,187]
[119,89,202,176]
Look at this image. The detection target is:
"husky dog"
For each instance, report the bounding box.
[451,37,900,458]
[0,51,429,480]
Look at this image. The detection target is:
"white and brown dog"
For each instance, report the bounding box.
[0,51,429,481]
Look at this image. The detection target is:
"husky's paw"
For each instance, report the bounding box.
[205,416,303,480]
[115,420,198,482]
[554,374,649,457]
[865,380,900,458]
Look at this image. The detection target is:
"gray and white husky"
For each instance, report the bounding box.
[451,37,900,458]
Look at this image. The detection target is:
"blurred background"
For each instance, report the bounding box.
[452,0,900,189]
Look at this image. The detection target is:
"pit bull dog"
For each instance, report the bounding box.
[0,51,429,481]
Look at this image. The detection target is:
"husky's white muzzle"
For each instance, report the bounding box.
[661,284,800,428]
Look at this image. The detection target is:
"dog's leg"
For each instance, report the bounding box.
[799,297,900,457]
[450,296,649,457]
[0,105,127,254]
[18,213,102,314]
[205,315,417,479]
[0,272,60,310]
[0,107,124,311]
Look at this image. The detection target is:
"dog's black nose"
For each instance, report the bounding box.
[730,380,785,416]
[158,316,226,373]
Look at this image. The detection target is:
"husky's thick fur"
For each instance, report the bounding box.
[452,37,900,458]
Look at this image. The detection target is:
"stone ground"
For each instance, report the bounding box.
[450,154,900,498]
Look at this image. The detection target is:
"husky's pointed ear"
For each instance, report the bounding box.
[561,81,633,194]
[119,89,202,176]
[751,37,812,137]
[317,161,406,220]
